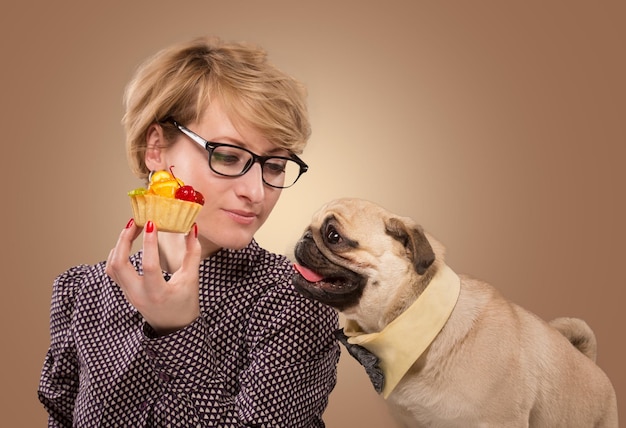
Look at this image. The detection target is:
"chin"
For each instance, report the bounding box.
[199,216,259,248]
[215,231,256,251]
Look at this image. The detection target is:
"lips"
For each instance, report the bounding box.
[225,209,258,225]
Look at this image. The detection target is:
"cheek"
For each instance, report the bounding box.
[163,142,211,184]
[192,179,227,213]
[265,188,282,209]
[177,161,214,196]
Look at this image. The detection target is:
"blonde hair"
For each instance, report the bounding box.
[122,36,311,179]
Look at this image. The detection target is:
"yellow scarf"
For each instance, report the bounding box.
[343,264,461,398]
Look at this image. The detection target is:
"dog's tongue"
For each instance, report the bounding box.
[293,263,324,283]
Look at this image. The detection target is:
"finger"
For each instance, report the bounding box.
[180,223,202,276]
[105,218,142,282]
[141,220,164,284]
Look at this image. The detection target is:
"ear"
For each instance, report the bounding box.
[144,123,168,172]
[385,217,435,275]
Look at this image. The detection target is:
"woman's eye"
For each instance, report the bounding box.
[212,152,241,165]
[264,160,286,176]
[326,226,342,245]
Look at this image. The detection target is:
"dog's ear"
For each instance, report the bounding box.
[385,217,435,275]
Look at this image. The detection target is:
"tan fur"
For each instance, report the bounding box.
[302,198,618,427]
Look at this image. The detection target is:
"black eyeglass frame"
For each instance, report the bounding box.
[167,119,309,189]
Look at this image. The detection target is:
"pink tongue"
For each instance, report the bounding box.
[293,263,324,283]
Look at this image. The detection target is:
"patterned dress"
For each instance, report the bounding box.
[38,240,340,427]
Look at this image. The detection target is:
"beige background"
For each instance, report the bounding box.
[2,1,624,426]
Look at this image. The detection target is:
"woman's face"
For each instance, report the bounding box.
[145,99,285,256]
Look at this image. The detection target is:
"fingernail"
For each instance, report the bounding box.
[193,223,198,238]
[125,218,135,229]
[146,221,154,233]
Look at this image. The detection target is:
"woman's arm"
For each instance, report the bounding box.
[237,287,340,426]
[140,284,340,427]
[38,266,86,427]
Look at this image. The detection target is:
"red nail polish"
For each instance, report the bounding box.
[193,223,198,238]
[146,221,154,233]
[125,218,135,229]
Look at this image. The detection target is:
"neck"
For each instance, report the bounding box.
[155,232,220,272]
[156,232,186,272]
[347,268,435,334]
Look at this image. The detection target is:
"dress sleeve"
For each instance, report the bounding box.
[238,287,340,427]
[38,265,87,427]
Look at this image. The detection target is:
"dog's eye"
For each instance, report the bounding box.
[326,226,343,245]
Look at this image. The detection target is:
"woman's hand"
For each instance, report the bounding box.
[105,219,202,336]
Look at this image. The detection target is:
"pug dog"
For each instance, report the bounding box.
[292,198,618,427]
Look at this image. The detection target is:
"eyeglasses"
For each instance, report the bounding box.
[168,120,309,189]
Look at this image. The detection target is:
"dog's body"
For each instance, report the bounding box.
[293,198,618,427]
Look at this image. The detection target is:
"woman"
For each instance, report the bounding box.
[38,36,340,427]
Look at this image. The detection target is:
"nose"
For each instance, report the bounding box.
[234,161,265,203]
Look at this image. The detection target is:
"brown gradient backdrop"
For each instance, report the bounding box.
[2,1,624,426]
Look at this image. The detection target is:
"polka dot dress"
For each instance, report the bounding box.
[39,240,340,427]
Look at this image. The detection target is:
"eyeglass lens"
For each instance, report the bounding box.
[209,145,302,188]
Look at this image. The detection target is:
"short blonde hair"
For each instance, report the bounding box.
[122,36,311,179]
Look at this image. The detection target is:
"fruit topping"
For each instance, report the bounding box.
[175,185,196,202]
[157,167,205,204]
[175,185,205,205]
[128,188,147,196]
[193,191,205,205]
[129,166,204,205]
[148,168,183,198]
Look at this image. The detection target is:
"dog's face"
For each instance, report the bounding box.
[293,198,438,324]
